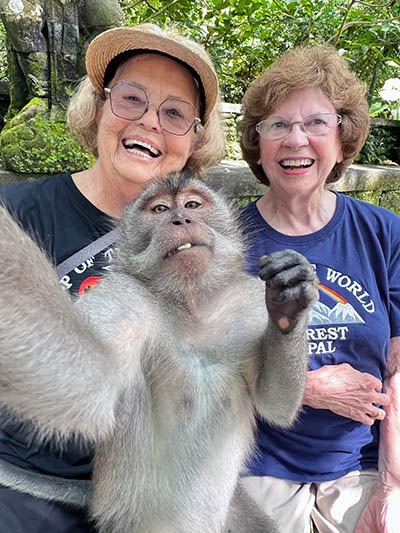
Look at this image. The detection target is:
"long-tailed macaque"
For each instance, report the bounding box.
[0,172,319,532]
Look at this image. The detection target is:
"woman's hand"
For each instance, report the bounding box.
[303,363,390,425]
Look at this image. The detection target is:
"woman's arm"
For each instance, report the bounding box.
[355,337,400,533]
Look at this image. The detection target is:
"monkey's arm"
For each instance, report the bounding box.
[247,249,319,428]
[0,206,130,442]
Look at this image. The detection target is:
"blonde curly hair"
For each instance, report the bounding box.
[238,45,370,185]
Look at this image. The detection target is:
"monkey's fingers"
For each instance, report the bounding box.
[269,282,319,308]
[258,249,303,277]
[259,252,316,289]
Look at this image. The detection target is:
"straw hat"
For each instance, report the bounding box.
[85,25,219,122]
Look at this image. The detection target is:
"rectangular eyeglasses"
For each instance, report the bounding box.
[256,113,342,140]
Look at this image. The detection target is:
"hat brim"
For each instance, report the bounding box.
[85,27,219,122]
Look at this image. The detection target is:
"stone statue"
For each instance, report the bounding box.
[0,0,124,173]
[0,0,124,113]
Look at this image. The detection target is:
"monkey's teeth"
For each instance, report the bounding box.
[166,243,193,258]
[177,243,192,251]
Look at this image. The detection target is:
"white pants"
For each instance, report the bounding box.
[241,469,377,533]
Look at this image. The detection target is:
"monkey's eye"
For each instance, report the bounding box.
[152,204,169,214]
[185,201,201,209]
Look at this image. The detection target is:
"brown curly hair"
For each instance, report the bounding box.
[238,45,370,185]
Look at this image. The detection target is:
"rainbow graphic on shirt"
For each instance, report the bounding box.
[309,284,364,325]
[318,284,347,305]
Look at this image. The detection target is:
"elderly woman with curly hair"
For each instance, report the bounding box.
[0,23,224,532]
[238,45,400,533]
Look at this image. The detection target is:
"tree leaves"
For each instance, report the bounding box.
[120,0,400,104]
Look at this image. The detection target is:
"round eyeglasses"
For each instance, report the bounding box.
[104,80,201,136]
[256,113,342,140]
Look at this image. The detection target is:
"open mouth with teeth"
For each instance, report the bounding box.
[164,242,211,259]
[280,158,314,170]
[123,139,162,159]
[165,242,196,259]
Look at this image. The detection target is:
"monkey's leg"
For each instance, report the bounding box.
[223,481,280,533]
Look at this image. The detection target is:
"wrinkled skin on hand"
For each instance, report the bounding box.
[259,249,319,333]
[304,363,390,425]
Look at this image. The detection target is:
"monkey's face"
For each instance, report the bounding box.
[140,185,216,278]
[117,174,244,294]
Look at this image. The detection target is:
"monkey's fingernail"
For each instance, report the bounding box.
[278,317,290,330]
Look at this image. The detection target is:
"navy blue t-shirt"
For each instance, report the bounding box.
[0,172,116,480]
[241,192,400,482]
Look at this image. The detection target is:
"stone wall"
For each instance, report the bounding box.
[207,160,400,214]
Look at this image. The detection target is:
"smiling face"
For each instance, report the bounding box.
[258,87,343,198]
[95,53,200,197]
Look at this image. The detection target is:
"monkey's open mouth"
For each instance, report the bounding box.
[164,242,210,259]
[165,242,195,258]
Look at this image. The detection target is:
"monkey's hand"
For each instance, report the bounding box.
[259,249,319,333]
[249,250,318,426]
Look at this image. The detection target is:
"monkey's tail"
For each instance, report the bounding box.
[0,457,90,508]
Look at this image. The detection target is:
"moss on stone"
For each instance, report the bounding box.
[345,189,400,214]
[380,190,400,215]
[0,97,94,173]
[345,190,381,206]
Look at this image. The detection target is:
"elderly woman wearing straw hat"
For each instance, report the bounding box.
[0,23,224,532]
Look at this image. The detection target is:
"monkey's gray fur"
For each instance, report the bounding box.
[0,172,319,532]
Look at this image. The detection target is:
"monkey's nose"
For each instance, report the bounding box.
[171,212,192,225]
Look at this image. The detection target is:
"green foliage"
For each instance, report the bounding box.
[345,189,381,205]
[121,0,400,105]
[223,115,242,160]
[0,19,7,81]
[0,1,399,105]
[0,98,95,174]
[380,190,400,215]
[355,128,398,165]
